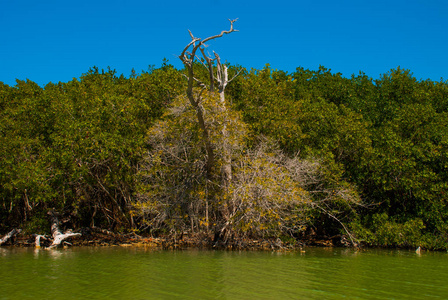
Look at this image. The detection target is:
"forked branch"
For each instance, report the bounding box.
[179,19,238,64]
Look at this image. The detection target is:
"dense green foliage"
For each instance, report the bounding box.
[229,65,448,249]
[1,62,447,249]
[0,65,184,232]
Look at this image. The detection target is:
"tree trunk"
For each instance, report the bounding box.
[216,54,232,187]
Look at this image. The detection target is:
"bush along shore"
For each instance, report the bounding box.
[1,22,448,251]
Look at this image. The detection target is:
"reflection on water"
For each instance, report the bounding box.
[1,246,447,299]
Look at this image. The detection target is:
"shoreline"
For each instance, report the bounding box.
[1,228,432,252]
[2,229,347,251]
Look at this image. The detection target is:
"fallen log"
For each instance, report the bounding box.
[47,210,81,249]
[0,229,22,246]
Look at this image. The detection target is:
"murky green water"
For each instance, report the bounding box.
[1,246,447,299]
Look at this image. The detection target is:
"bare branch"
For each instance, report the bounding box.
[180,36,201,63]
[201,19,239,45]
[228,68,244,84]
[180,19,238,68]
[195,54,209,69]
[181,73,208,90]
[200,47,216,92]
[314,204,359,247]
[188,29,196,40]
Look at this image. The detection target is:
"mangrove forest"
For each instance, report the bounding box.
[1,22,448,250]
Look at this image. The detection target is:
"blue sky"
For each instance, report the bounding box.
[1,0,447,86]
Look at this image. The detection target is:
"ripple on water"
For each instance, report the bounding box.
[0,247,447,299]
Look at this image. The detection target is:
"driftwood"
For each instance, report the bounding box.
[34,234,49,248]
[0,229,21,246]
[47,210,81,249]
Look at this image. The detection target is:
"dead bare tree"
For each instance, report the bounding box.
[179,19,241,185]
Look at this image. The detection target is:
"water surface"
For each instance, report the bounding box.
[1,247,447,299]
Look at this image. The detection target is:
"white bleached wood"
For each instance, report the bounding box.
[34,234,47,248]
[47,211,81,249]
[0,229,21,246]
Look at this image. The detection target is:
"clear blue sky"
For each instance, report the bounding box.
[1,0,447,86]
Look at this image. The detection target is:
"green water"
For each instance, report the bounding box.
[1,247,447,299]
